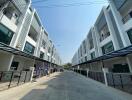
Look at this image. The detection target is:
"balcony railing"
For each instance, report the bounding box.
[100,32,110,42]
[122,11,132,24]
[0,71,31,91]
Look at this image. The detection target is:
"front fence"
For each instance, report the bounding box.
[0,71,32,91]
[73,69,132,94]
[88,71,105,84]
[106,73,132,94]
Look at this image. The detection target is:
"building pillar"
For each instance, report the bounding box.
[94,27,103,57]
[109,0,131,47]
[30,67,35,82]
[126,56,132,73]
[7,55,14,71]
[87,69,89,77]
[103,7,120,50]
[103,68,109,86]
[92,28,99,57]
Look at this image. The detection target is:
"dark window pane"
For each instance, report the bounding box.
[11,61,19,70]
[102,41,114,54]
[40,51,44,59]
[127,29,132,44]
[24,42,35,55]
[0,24,14,45]
[91,52,95,59]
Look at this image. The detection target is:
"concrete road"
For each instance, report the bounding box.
[0,71,132,100]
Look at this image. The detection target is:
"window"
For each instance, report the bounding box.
[24,42,35,55]
[85,56,87,62]
[102,42,114,54]
[48,47,51,53]
[10,61,19,71]
[42,40,46,49]
[91,52,95,59]
[40,51,44,59]
[127,29,132,44]
[83,41,87,54]
[0,24,14,45]
[48,56,50,61]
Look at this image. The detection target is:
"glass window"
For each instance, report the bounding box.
[0,24,14,45]
[42,40,46,49]
[85,56,87,62]
[91,52,95,59]
[48,47,51,53]
[40,51,44,59]
[102,41,114,54]
[127,29,132,44]
[10,61,19,71]
[24,42,35,55]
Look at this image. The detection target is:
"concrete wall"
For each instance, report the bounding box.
[0,51,14,71]
[13,56,35,71]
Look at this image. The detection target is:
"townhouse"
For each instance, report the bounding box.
[72,0,132,73]
[0,0,61,71]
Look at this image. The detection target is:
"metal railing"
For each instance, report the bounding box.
[0,70,32,91]
[73,69,132,94]
[88,71,105,84]
[122,12,132,24]
[106,73,132,94]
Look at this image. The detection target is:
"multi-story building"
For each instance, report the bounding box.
[72,0,132,73]
[0,0,61,71]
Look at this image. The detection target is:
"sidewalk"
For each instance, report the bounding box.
[0,72,60,100]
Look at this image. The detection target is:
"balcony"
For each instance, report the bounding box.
[89,39,94,50]
[28,26,38,42]
[0,15,17,32]
[115,0,132,24]
[2,1,20,25]
[99,25,110,42]
[122,11,132,24]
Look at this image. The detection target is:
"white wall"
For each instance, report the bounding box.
[0,51,14,71]
[13,56,35,71]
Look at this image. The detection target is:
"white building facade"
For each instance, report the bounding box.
[0,0,61,71]
[72,0,132,73]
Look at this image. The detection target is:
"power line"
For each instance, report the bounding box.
[33,1,108,8]
[5,0,110,9]
[32,0,49,4]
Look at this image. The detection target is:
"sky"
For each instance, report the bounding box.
[32,0,108,64]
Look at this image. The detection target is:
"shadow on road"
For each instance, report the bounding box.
[20,72,66,100]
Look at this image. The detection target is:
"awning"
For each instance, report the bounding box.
[78,45,132,65]
[0,42,58,65]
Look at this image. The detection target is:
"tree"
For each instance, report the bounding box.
[63,63,72,69]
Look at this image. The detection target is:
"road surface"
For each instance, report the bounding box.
[0,71,132,100]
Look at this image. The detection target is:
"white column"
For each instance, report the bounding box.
[94,27,103,57]
[92,28,99,57]
[10,3,31,48]
[87,69,89,77]
[30,67,35,82]
[109,0,131,47]
[103,68,109,86]
[34,28,43,57]
[126,56,132,73]
[103,7,120,50]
